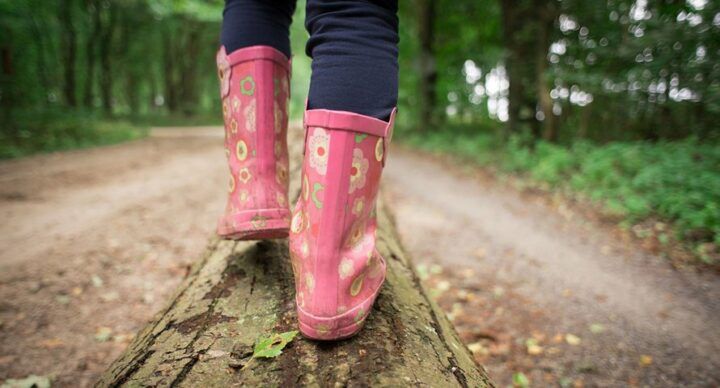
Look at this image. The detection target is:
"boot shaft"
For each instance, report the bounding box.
[290,108,395,338]
[216,45,291,239]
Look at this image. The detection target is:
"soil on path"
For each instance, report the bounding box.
[0,128,718,387]
[384,147,720,387]
[0,128,227,387]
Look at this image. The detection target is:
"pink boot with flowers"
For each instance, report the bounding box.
[289,108,396,340]
[216,45,291,240]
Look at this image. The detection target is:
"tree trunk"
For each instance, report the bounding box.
[59,0,78,107]
[500,0,556,140]
[83,0,100,109]
[163,27,178,113]
[99,2,116,116]
[500,0,531,136]
[537,2,557,142]
[97,138,493,387]
[179,26,200,116]
[417,0,437,130]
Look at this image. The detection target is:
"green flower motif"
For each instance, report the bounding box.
[312,182,324,209]
[240,75,255,96]
[354,308,365,323]
[354,134,368,143]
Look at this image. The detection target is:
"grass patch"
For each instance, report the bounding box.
[400,126,720,264]
[0,111,148,159]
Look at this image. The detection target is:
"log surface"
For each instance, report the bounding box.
[97,132,493,387]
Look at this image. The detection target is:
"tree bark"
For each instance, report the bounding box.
[97,138,493,387]
[179,25,200,116]
[99,2,116,116]
[500,0,556,139]
[83,0,100,109]
[162,26,178,113]
[59,0,78,107]
[537,2,557,142]
[417,0,437,130]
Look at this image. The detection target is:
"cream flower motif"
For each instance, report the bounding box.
[228,174,235,193]
[308,127,330,175]
[232,96,241,112]
[238,189,249,202]
[348,220,365,248]
[236,139,248,161]
[367,253,383,278]
[291,210,305,234]
[351,197,365,216]
[315,323,330,335]
[339,257,354,279]
[216,48,230,97]
[238,167,252,184]
[301,240,309,257]
[375,138,384,162]
[276,163,288,186]
[274,101,284,134]
[280,76,289,97]
[251,215,267,229]
[302,175,310,201]
[276,192,286,207]
[354,308,366,323]
[244,99,256,132]
[350,272,365,297]
[305,273,315,292]
[349,148,369,193]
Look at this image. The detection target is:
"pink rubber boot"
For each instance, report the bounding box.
[289,108,396,340]
[216,46,291,240]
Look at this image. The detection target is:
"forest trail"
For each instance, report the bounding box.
[0,127,718,387]
[384,148,720,386]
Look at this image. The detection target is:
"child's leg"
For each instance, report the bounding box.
[305,0,399,120]
[221,0,297,57]
[289,0,399,340]
[216,0,297,240]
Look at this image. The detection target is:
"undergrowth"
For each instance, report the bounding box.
[401,125,720,264]
[0,111,148,159]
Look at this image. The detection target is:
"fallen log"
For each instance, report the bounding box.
[97,131,493,387]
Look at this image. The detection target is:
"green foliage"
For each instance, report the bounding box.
[0,111,147,159]
[512,372,530,388]
[0,374,52,388]
[401,127,720,253]
[252,330,299,359]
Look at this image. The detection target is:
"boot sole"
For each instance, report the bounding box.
[217,208,290,241]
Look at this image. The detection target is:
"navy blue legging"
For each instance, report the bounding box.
[221,0,399,121]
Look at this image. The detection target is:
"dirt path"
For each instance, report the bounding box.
[0,128,227,387]
[0,128,718,387]
[384,147,720,387]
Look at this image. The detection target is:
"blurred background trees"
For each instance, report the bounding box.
[0,0,718,256]
[399,0,718,142]
[2,0,717,140]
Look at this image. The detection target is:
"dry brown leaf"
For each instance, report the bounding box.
[38,338,65,349]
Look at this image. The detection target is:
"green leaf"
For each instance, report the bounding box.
[252,330,299,359]
[0,375,51,388]
[512,372,530,388]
